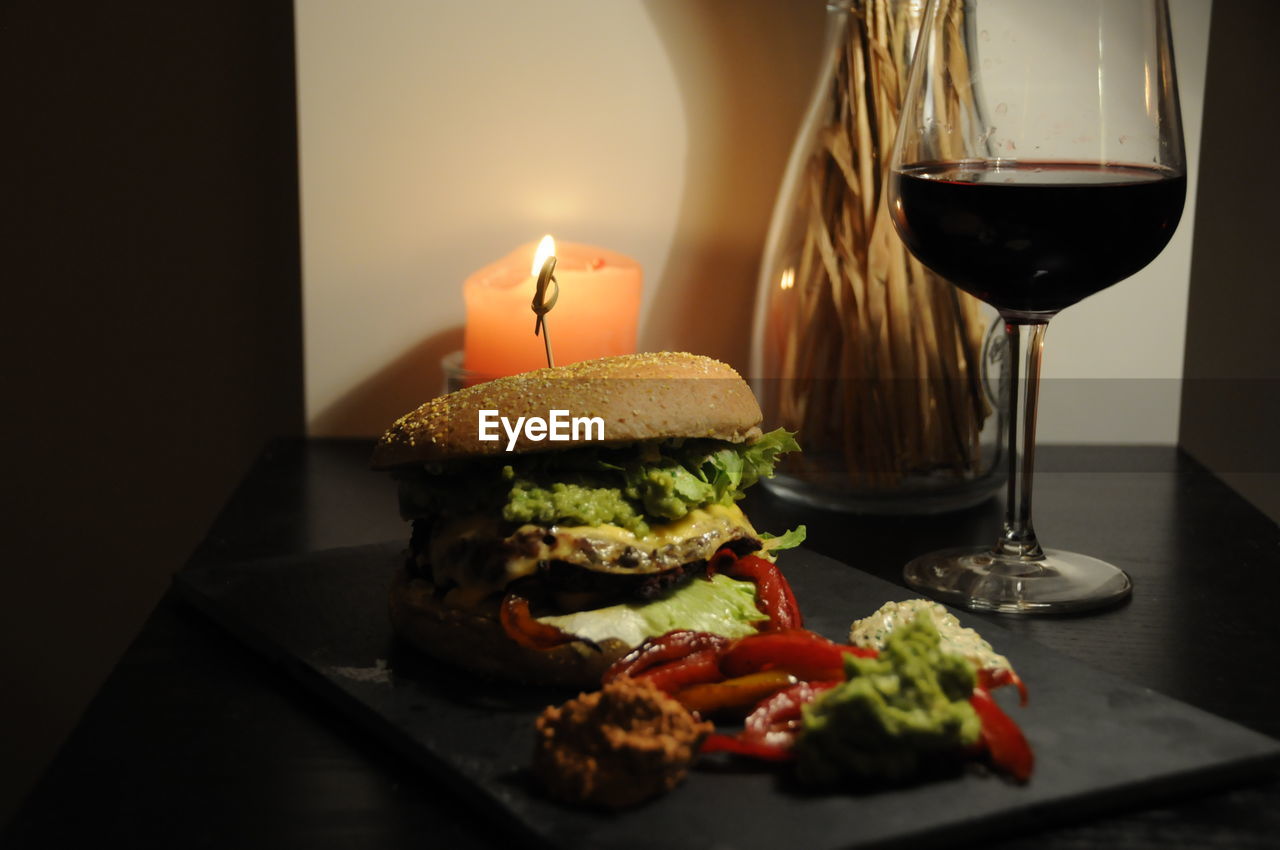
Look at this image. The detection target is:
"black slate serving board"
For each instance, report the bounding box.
[174,543,1280,849]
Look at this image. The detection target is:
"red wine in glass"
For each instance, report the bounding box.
[892,162,1186,319]
[887,0,1186,613]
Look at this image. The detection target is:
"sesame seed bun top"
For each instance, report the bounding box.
[370,352,763,469]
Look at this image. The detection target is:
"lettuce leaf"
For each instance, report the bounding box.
[760,524,807,553]
[697,428,800,501]
[740,428,802,488]
[537,574,767,646]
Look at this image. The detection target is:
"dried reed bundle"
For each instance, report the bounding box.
[768,0,989,488]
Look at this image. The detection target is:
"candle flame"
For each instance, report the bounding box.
[531,235,556,276]
[780,268,795,291]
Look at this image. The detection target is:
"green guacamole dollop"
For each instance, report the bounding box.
[794,614,980,784]
[503,480,649,535]
[622,463,717,522]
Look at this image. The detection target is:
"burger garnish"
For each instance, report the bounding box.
[373,352,806,687]
[603,605,1034,784]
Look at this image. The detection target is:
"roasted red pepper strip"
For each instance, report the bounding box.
[602,630,732,684]
[728,554,803,631]
[498,590,577,650]
[720,630,877,681]
[747,554,803,630]
[635,647,726,693]
[979,667,1029,706]
[700,733,793,761]
[743,680,839,749]
[970,686,1034,782]
[674,670,798,717]
[701,680,839,760]
[707,549,803,631]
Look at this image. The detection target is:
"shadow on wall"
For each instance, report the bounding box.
[311,326,464,435]
[641,0,825,372]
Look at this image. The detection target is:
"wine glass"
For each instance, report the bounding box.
[887,0,1186,613]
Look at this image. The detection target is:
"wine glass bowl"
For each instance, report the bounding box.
[892,163,1186,321]
[887,0,1186,613]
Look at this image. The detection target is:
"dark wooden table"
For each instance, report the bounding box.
[6,439,1279,849]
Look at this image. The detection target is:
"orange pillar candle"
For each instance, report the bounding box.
[463,236,642,379]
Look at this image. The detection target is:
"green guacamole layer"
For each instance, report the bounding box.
[396,429,800,536]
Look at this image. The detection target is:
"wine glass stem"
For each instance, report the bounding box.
[997,320,1048,560]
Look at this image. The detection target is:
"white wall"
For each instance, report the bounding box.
[296,0,1211,443]
[1040,0,1211,443]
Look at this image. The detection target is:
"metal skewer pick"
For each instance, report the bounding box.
[531,255,559,369]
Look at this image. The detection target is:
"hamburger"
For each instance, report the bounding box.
[372,352,804,687]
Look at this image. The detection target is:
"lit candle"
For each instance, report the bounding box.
[463,236,642,379]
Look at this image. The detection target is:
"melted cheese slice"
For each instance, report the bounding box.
[549,502,755,556]
[430,503,757,603]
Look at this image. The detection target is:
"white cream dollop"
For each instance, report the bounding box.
[849,599,1013,673]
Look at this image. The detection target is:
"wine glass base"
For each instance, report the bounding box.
[904,546,1132,615]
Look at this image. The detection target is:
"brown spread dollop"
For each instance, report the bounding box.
[533,677,712,809]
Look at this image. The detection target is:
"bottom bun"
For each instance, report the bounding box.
[388,564,632,689]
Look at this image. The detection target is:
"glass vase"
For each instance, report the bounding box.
[750,0,1006,514]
